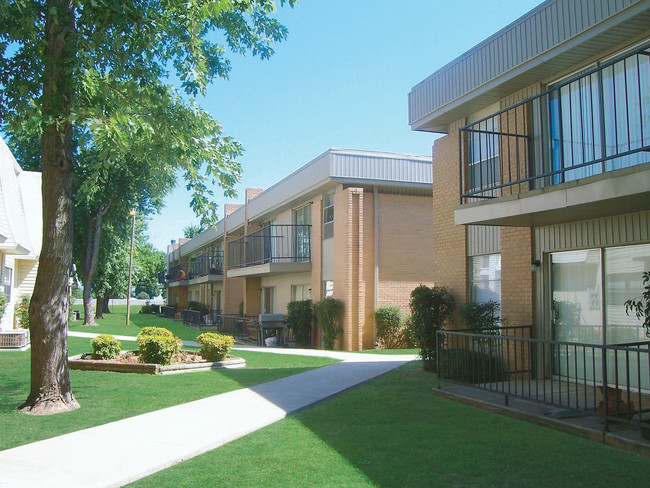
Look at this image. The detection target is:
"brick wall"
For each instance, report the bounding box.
[377,192,435,312]
[432,131,468,310]
[500,227,534,326]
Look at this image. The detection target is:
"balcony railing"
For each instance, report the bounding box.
[436,328,650,429]
[459,42,650,204]
[167,264,188,282]
[189,250,224,278]
[228,224,311,269]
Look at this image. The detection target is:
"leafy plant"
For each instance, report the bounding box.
[0,292,7,318]
[374,306,403,349]
[410,285,454,371]
[196,332,235,362]
[315,298,344,350]
[15,295,31,329]
[139,302,159,314]
[458,300,500,334]
[287,300,313,347]
[90,335,122,360]
[136,327,181,365]
[438,348,505,383]
[624,271,650,338]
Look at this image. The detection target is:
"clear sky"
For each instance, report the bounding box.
[147,0,542,251]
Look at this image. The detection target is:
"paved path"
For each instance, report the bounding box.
[0,333,416,488]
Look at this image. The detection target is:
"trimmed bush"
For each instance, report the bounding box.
[410,285,454,371]
[438,347,505,384]
[136,327,180,365]
[136,291,150,300]
[287,299,313,347]
[188,301,210,315]
[315,297,344,350]
[139,302,158,314]
[196,332,235,362]
[374,306,402,349]
[90,334,122,360]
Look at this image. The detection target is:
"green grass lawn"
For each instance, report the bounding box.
[0,335,338,451]
[129,361,650,488]
[68,304,203,342]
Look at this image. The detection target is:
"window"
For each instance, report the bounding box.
[467,117,500,196]
[469,254,501,305]
[323,280,333,298]
[260,286,275,314]
[293,204,312,262]
[323,192,334,239]
[1,265,12,302]
[548,44,650,183]
[291,284,311,302]
[550,243,650,386]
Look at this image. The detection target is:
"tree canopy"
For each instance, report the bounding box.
[0,0,296,414]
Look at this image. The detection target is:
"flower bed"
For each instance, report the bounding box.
[68,350,245,375]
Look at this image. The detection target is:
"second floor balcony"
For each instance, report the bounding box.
[166,250,223,286]
[227,224,311,277]
[456,42,650,227]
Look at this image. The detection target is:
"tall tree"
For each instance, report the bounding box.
[183,223,206,238]
[1,0,295,414]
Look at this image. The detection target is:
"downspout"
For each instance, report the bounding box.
[374,185,379,346]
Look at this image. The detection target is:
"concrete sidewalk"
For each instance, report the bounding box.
[0,338,416,488]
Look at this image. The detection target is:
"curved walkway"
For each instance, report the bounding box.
[0,333,416,488]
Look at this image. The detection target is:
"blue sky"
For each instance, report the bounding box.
[147,0,542,251]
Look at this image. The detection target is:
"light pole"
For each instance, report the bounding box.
[126,209,136,326]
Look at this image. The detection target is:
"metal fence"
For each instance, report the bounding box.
[459,42,650,203]
[228,224,311,268]
[436,328,650,428]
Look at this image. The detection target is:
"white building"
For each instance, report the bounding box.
[0,137,42,347]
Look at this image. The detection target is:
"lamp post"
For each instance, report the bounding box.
[126,209,136,326]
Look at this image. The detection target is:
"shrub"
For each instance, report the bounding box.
[287,300,313,346]
[136,291,150,300]
[625,271,650,338]
[196,332,235,362]
[410,285,454,371]
[188,301,210,315]
[0,292,7,317]
[315,297,344,349]
[458,300,500,333]
[136,327,180,365]
[397,314,417,348]
[139,301,158,314]
[90,334,122,360]
[15,295,30,329]
[374,306,402,349]
[438,347,505,384]
[138,326,175,338]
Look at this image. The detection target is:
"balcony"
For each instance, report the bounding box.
[456,43,650,227]
[188,250,224,283]
[227,224,311,278]
[167,264,189,286]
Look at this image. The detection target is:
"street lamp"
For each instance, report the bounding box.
[126,209,136,326]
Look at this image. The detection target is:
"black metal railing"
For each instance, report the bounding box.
[167,264,189,282]
[436,328,650,429]
[161,306,177,319]
[189,250,224,278]
[459,42,650,203]
[182,308,223,329]
[228,224,311,269]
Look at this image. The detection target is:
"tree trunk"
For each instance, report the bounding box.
[82,205,108,325]
[95,296,104,320]
[20,0,79,415]
[103,292,111,313]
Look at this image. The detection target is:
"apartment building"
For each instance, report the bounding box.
[409,0,649,392]
[165,148,433,350]
[0,137,41,348]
